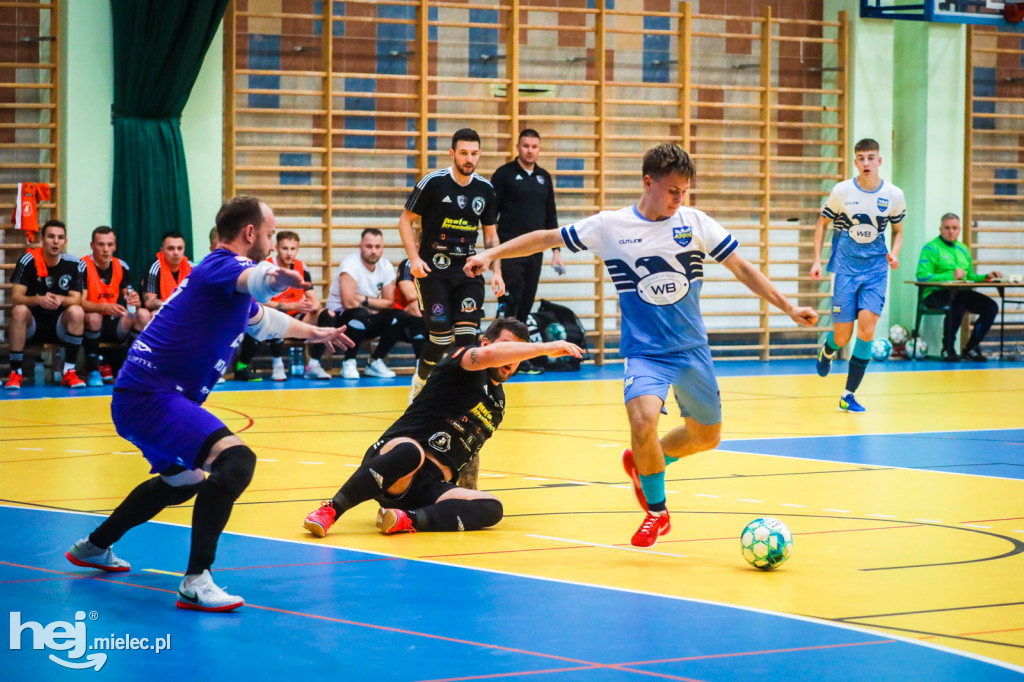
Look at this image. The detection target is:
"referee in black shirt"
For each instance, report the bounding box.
[491,130,561,336]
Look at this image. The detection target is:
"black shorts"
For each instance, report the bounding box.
[100,316,129,343]
[26,309,68,344]
[363,439,457,510]
[415,274,484,334]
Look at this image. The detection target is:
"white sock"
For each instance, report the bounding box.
[307,358,321,368]
[272,357,284,368]
[842,390,853,398]
[63,361,76,373]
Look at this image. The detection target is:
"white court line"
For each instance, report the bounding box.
[961,524,991,529]
[868,514,896,518]
[298,461,324,465]
[737,499,763,503]
[114,451,137,455]
[824,509,850,513]
[695,494,719,498]
[567,481,590,486]
[666,490,679,494]
[527,534,686,558]
[914,519,943,524]
[17,448,43,451]
[523,477,548,481]
[779,503,805,508]
[609,484,631,490]
[257,459,278,462]
[479,473,504,478]
[343,464,359,467]
[1014,530,1024,533]
[66,450,90,453]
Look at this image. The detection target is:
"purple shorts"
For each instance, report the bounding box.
[111,389,228,474]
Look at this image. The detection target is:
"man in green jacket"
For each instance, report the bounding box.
[916,213,1002,362]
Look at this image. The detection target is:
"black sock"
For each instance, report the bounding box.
[331,442,422,514]
[270,339,284,358]
[9,351,23,374]
[453,326,478,347]
[84,330,101,372]
[89,477,201,549]
[845,356,870,394]
[412,498,503,532]
[418,339,449,380]
[186,446,255,575]
[63,334,82,369]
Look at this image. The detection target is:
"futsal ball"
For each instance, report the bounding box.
[889,324,909,346]
[740,517,793,570]
[870,338,893,361]
[906,337,928,359]
[544,322,567,341]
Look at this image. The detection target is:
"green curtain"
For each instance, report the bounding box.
[110,0,228,271]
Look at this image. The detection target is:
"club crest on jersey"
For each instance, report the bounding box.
[877,197,889,212]
[672,226,693,247]
[431,303,445,316]
[429,431,452,453]
[58,274,72,291]
[637,271,689,305]
[460,297,477,313]
[472,196,485,216]
[432,253,451,269]
[536,175,545,185]
[457,195,467,209]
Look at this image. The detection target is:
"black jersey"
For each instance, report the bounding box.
[12,252,82,303]
[405,167,497,277]
[491,160,558,242]
[379,347,505,479]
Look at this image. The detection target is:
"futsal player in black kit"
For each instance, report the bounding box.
[302,317,582,536]
[398,128,505,404]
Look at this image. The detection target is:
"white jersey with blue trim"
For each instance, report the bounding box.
[560,205,738,356]
[821,178,906,275]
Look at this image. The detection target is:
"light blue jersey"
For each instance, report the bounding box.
[822,178,906,275]
[560,205,738,357]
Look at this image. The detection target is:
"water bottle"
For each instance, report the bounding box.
[289,346,305,376]
[33,359,45,386]
[52,347,64,383]
[125,284,137,315]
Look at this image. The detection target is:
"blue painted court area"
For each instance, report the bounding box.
[724,428,1024,480]
[3,506,1019,681]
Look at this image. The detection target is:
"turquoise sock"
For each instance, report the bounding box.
[852,337,872,360]
[639,471,666,509]
[664,455,679,466]
[824,331,840,355]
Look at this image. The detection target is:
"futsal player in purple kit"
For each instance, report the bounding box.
[65,196,354,612]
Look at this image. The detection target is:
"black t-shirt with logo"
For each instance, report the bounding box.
[12,253,82,317]
[377,347,505,479]
[405,167,498,278]
[491,159,558,242]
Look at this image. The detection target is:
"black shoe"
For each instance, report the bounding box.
[234,364,262,382]
[963,348,987,362]
[516,360,544,376]
[940,349,961,363]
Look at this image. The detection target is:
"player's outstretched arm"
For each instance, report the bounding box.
[464,228,564,277]
[248,305,355,351]
[236,261,308,302]
[458,340,583,371]
[722,253,819,327]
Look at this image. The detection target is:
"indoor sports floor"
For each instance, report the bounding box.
[3,359,1023,680]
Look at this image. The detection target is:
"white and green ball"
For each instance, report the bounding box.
[741,517,793,570]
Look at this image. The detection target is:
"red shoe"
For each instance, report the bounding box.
[622,448,648,513]
[303,502,337,537]
[61,369,86,389]
[98,363,115,383]
[631,511,671,548]
[5,371,22,391]
[376,508,416,535]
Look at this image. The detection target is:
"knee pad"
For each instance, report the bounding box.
[373,441,424,489]
[207,445,256,499]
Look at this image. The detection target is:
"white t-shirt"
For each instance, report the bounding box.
[326,253,397,312]
[560,204,737,356]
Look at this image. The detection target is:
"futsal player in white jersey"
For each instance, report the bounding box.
[465,143,818,547]
[809,138,906,413]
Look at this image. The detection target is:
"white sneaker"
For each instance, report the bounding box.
[304,363,331,380]
[65,538,130,572]
[271,360,287,382]
[408,371,426,405]
[341,358,360,379]
[216,376,226,385]
[176,569,243,612]
[364,358,397,378]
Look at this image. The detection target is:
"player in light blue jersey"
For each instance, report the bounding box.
[466,144,818,547]
[810,138,906,414]
[64,197,353,611]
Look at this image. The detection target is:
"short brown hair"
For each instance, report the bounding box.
[642,143,696,182]
[91,225,114,241]
[483,317,530,343]
[216,196,264,242]
[276,230,300,244]
[854,138,880,153]
[42,219,66,239]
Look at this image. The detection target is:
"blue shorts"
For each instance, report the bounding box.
[111,389,228,474]
[832,271,887,323]
[623,346,722,425]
